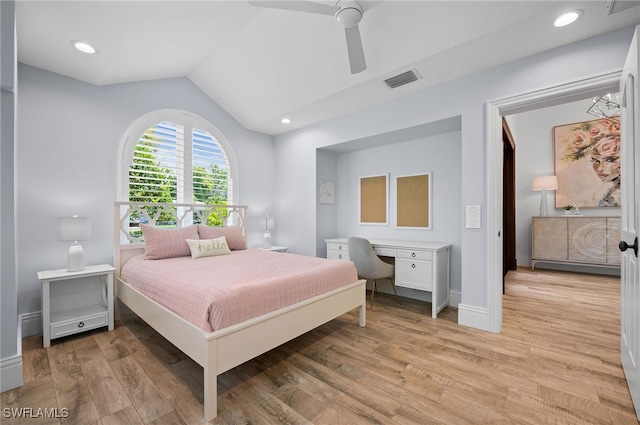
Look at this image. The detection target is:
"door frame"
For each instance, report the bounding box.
[485,71,621,333]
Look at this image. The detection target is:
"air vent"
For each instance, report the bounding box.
[604,0,639,16]
[384,70,421,89]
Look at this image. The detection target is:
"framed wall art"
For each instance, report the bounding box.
[396,172,431,229]
[553,118,620,208]
[359,174,388,225]
[319,180,335,204]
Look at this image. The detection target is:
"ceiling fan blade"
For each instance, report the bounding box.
[247,0,336,15]
[358,1,383,13]
[345,25,366,74]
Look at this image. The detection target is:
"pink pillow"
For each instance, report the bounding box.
[197,225,247,250]
[140,224,199,260]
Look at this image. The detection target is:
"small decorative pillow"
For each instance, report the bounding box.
[197,225,247,250]
[140,224,199,260]
[186,237,231,259]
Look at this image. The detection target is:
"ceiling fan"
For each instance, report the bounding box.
[248,0,370,74]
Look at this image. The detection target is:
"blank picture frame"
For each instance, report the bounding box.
[396,172,431,229]
[359,174,388,225]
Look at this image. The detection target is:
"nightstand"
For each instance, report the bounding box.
[263,246,289,253]
[38,264,115,348]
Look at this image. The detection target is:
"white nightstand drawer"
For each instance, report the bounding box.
[397,249,432,260]
[50,311,108,339]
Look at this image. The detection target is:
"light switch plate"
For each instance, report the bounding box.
[465,205,481,229]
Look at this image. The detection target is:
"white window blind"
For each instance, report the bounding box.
[128,121,231,205]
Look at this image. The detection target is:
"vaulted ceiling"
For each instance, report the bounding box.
[16,1,640,135]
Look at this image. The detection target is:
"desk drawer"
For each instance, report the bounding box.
[397,249,432,260]
[374,247,396,257]
[396,258,433,291]
[328,251,350,261]
[328,243,349,253]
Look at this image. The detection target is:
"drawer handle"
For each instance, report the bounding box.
[338,246,342,250]
[411,263,416,268]
[412,252,416,257]
[338,254,342,259]
[77,321,85,328]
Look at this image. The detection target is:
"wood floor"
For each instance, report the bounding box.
[2,268,637,424]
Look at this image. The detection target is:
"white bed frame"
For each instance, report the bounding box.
[113,202,366,420]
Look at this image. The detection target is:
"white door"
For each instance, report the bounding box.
[620,25,640,420]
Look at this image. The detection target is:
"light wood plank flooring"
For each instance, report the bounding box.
[2,268,637,424]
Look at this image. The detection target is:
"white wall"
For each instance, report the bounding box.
[1,0,22,392]
[510,98,621,270]
[274,26,636,331]
[334,130,463,297]
[15,64,275,336]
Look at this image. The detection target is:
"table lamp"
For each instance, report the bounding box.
[262,214,274,249]
[58,215,91,271]
[531,176,558,217]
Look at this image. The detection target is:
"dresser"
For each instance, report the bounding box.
[531,216,621,270]
[325,238,451,318]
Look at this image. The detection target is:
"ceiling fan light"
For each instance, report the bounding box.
[554,10,583,27]
[71,40,96,54]
[335,6,362,28]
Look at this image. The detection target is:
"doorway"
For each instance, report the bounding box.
[485,71,622,333]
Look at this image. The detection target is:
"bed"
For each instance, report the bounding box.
[113,202,366,421]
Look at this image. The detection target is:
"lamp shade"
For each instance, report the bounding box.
[58,216,91,242]
[531,175,558,191]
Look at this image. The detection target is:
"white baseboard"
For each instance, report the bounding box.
[457,303,489,331]
[1,355,23,392]
[0,314,23,392]
[20,311,42,338]
[449,290,461,308]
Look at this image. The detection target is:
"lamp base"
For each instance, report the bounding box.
[68,244,85,272]
[539,188,549,217]
[263,231,272,249]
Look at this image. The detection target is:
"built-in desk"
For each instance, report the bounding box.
[325,238,451,318]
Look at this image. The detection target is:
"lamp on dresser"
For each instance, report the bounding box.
[531,175,557,217]
[58,215,91,272]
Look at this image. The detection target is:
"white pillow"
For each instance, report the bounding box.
[186,236,231,259]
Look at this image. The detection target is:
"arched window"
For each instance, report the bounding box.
[119,110,237,206]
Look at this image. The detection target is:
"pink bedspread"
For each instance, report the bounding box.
[120,249,358,332]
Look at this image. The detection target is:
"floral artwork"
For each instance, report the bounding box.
[554,118,620,208]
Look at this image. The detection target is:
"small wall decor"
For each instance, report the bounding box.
[359,174,388,224]
[554,118,620,208]
[396,173,431,229]
[319,180,335,204]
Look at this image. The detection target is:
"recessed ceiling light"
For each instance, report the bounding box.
[281,118,291,124]
[71,40,96,54]
[554,10,583,27]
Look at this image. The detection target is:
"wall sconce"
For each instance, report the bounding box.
[58,215,91,271]
[531,176,558,217]
[261,215,275,249]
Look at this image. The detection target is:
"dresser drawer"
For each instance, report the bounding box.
[396,258,433,291]
[397,249,432,260]
[50,311,108,339]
